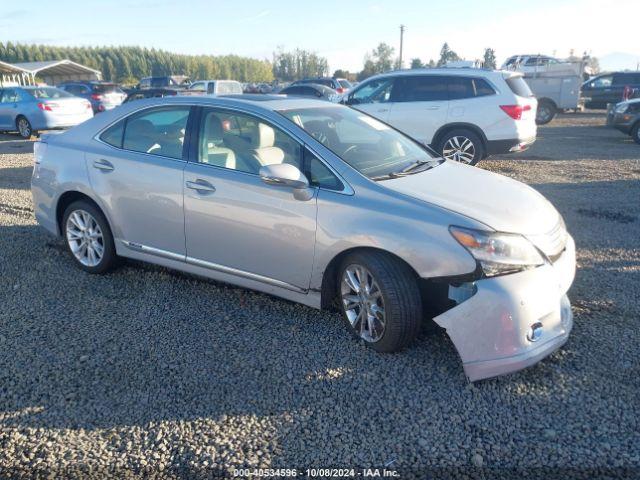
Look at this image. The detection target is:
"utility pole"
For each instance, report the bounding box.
[399,25,406,69]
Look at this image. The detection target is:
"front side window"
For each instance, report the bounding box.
[198,108,302,174]
[349,78,395,104]
[396,76,448,102]
[591,75,613,88]
[280,106,438,180]
[190,82,206,92]
[120,106,190,159]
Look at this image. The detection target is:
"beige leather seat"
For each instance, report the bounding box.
[201,115,236,169]
[249,123,285,166]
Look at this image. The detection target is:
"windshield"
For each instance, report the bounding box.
[26,87,73,99]
[279,106,438,180]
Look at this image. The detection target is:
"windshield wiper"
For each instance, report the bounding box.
[370,159,442,181]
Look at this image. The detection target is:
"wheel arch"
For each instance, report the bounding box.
[320,246,420,310]
[430,123,488,152]
[55,191,105,236]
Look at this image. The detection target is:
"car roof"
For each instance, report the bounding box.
[120,94,338,111]
[366,68,515,80]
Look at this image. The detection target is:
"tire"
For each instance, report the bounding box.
[631,123,640,145]
[338,251,422,353]
[62,200,118,274]
[436,129,484,166]
[536,100,556,125]
[16,116,35,139]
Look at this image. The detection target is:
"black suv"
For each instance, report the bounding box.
[582,72,640,109]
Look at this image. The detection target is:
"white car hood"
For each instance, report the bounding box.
[383,160,560,235]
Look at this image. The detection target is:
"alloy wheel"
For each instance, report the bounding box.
[66,210,105,267]
[17,118,31,138]
[442,136,475,164]
[340,264,386,342]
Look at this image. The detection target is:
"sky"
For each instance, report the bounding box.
[1,0,639,72]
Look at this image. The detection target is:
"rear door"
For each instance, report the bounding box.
[385,75,449,144]
[86,105,192,257]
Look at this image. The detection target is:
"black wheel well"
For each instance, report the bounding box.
[55,191,100,236]
[320,246,420,310]
[431,123,488,152]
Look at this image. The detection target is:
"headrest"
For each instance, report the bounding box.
[205,115,224,141]
[251,123,275,148]
[127,119,155,137]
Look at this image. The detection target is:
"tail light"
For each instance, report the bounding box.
[336,87,345,94]
[500,104,531,120]
[91,94,104,101]
[37,102,56,111]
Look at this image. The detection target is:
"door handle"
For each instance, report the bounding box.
[425,106,440,110]
[377,108,389,113]
[186,179,216,193]
[93,159,114,171]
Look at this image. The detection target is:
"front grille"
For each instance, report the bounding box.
[528,219,568,260]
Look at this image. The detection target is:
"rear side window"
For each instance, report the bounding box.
[505,76,533,97]
[118,107,190,159]
[447,77,496,100]
[397,76,448,102]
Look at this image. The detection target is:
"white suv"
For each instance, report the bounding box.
[343,69,537,165]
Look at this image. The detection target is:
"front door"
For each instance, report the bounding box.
[86,105,192,257]
[385,75,449,145]
[183,107,317,290]
[348,77,395,124]
[0,88,18,129]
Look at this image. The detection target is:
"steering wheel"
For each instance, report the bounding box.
[342,144,360,157]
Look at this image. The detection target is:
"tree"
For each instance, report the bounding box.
[410,58,423,69]
[333,69,348,78]
[371,43,395,73]
[272,47,328,81]
[357,59,377,81]
[483,48,497,69]
[587,56,600,75]
[437,42,460,67]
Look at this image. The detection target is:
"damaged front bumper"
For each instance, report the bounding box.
[434,235,576,382]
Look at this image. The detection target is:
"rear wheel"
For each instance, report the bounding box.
[631,123,640,145]
[437,129,484,165]
[338,251,422,353]
[536,100,556,125]
[62,200,117,274]
[16,116,34,139]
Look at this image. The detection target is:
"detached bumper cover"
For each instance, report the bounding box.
[434,235,576,382]
[486,137,536,155]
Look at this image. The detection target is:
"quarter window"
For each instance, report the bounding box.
[120,107,190,159]
[198,109,302,174]
[448,77,496,99]
[304,148,342,190]
[100,121,125,148]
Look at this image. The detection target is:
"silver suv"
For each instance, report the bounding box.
[31,96,574,381]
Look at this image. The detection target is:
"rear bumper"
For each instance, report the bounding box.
[434,235,576,382]
[486,136,536,155]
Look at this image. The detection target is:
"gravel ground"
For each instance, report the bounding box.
[0,113,639,479]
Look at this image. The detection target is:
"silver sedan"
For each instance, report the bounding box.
[31,95,575,381]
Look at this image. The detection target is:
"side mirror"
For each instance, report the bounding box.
[259,163,309,190]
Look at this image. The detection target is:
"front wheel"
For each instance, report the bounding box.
[16,116,35,139]
[338,251,422,353]
[437,129,484,165]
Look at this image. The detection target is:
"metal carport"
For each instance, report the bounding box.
[9,60,102,86]
[0,60,34,87]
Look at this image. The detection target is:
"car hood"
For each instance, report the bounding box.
[382,160,560,235]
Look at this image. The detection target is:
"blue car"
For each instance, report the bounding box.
[0,86,93,138]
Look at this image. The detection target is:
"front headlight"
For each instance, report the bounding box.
[614,103,628,114]
[450,226,545,277]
